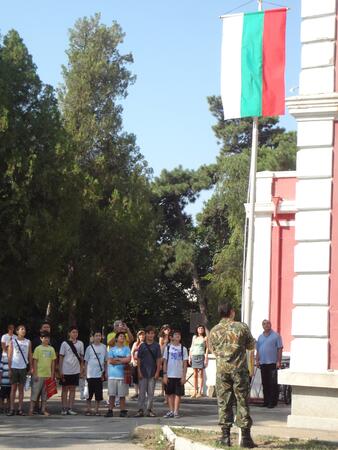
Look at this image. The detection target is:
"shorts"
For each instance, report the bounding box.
[108,379,129,397]
[11,368,27,385]
[31,377,47,402]
[87,378,103,401]
[165,377,185,397]
[191,355,205,369]
[0,386,11,399]
[61,374,80,386]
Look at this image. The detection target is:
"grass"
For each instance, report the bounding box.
[171,427,338,450]
[133,425,171,450]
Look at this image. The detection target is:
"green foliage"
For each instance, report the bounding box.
[152,165,216,326]
[56,14,158,333]
[0,30,79,328]
[0,18,159,338]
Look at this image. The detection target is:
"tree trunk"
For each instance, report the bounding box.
[45,301,52,321]
[174,200,209,325]
[192,264,209,328]
[68,298,77,328]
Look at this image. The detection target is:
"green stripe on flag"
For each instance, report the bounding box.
[240,12,264,117]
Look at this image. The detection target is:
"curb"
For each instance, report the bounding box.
[162,425,222,450]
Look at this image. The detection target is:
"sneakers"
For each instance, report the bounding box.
[104,409,113,417]
[67,409,78,415]
[146,410,156,417]
[61,409,68,416]
[7,410,15,416]
[163,411,174,418]
[173,412,181,418]
[196,392,202,398]
[134,409,144,417]
[119,410,128,418]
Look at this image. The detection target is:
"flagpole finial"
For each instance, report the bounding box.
[258,0,263,11]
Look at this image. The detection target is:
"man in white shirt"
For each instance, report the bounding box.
[84,331,107,415]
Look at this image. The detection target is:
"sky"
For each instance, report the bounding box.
[2,0,301,215]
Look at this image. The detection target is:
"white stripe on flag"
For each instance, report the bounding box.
[221,14,244,120]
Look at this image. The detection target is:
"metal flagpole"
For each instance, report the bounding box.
[242,0,262,326]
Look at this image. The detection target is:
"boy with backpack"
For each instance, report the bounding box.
[134,326,161,417]
[162,330,188,418]
[29,331,56,416]
[84,331,107,415]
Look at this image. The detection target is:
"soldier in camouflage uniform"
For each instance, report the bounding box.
[209,303,256,448]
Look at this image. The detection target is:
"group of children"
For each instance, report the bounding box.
[0,320,209,418]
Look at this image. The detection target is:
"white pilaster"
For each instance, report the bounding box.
[281,0,338,430]
[286,2,338,373]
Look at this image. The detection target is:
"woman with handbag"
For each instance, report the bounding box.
[130,330,145,400]
[59,327,84,415]
[7,325,33,416]
[188,325,208,398]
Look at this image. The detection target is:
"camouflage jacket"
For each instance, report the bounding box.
[209,318,256,372]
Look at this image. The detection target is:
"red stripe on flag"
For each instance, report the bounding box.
[262,8,286,116]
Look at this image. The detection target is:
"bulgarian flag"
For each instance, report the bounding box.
[221,8,287,120]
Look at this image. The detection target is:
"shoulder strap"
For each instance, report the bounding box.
[90,344,103,372]
[181,344,184,360]
[14,339,28,366]
[67,341,81,364]
[144,343,157,364]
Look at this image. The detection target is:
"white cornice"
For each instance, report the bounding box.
[257,170,297,179]
[245,200,297,216]
[286,93,338,119]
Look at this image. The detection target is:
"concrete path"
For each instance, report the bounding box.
[0,392,337,449]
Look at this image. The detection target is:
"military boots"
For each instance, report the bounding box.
[240,428,257,448]
[218,426,231,447]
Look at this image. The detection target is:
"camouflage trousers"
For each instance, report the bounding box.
[215,369,253,429]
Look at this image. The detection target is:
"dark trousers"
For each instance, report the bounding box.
[260,363,278,406]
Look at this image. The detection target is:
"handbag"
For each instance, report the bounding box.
[45,377,58,399]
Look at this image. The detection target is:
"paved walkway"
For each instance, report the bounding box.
[0,391,337,449]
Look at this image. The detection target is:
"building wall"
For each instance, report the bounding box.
[251,172,296,345]
[328,8,338,370]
